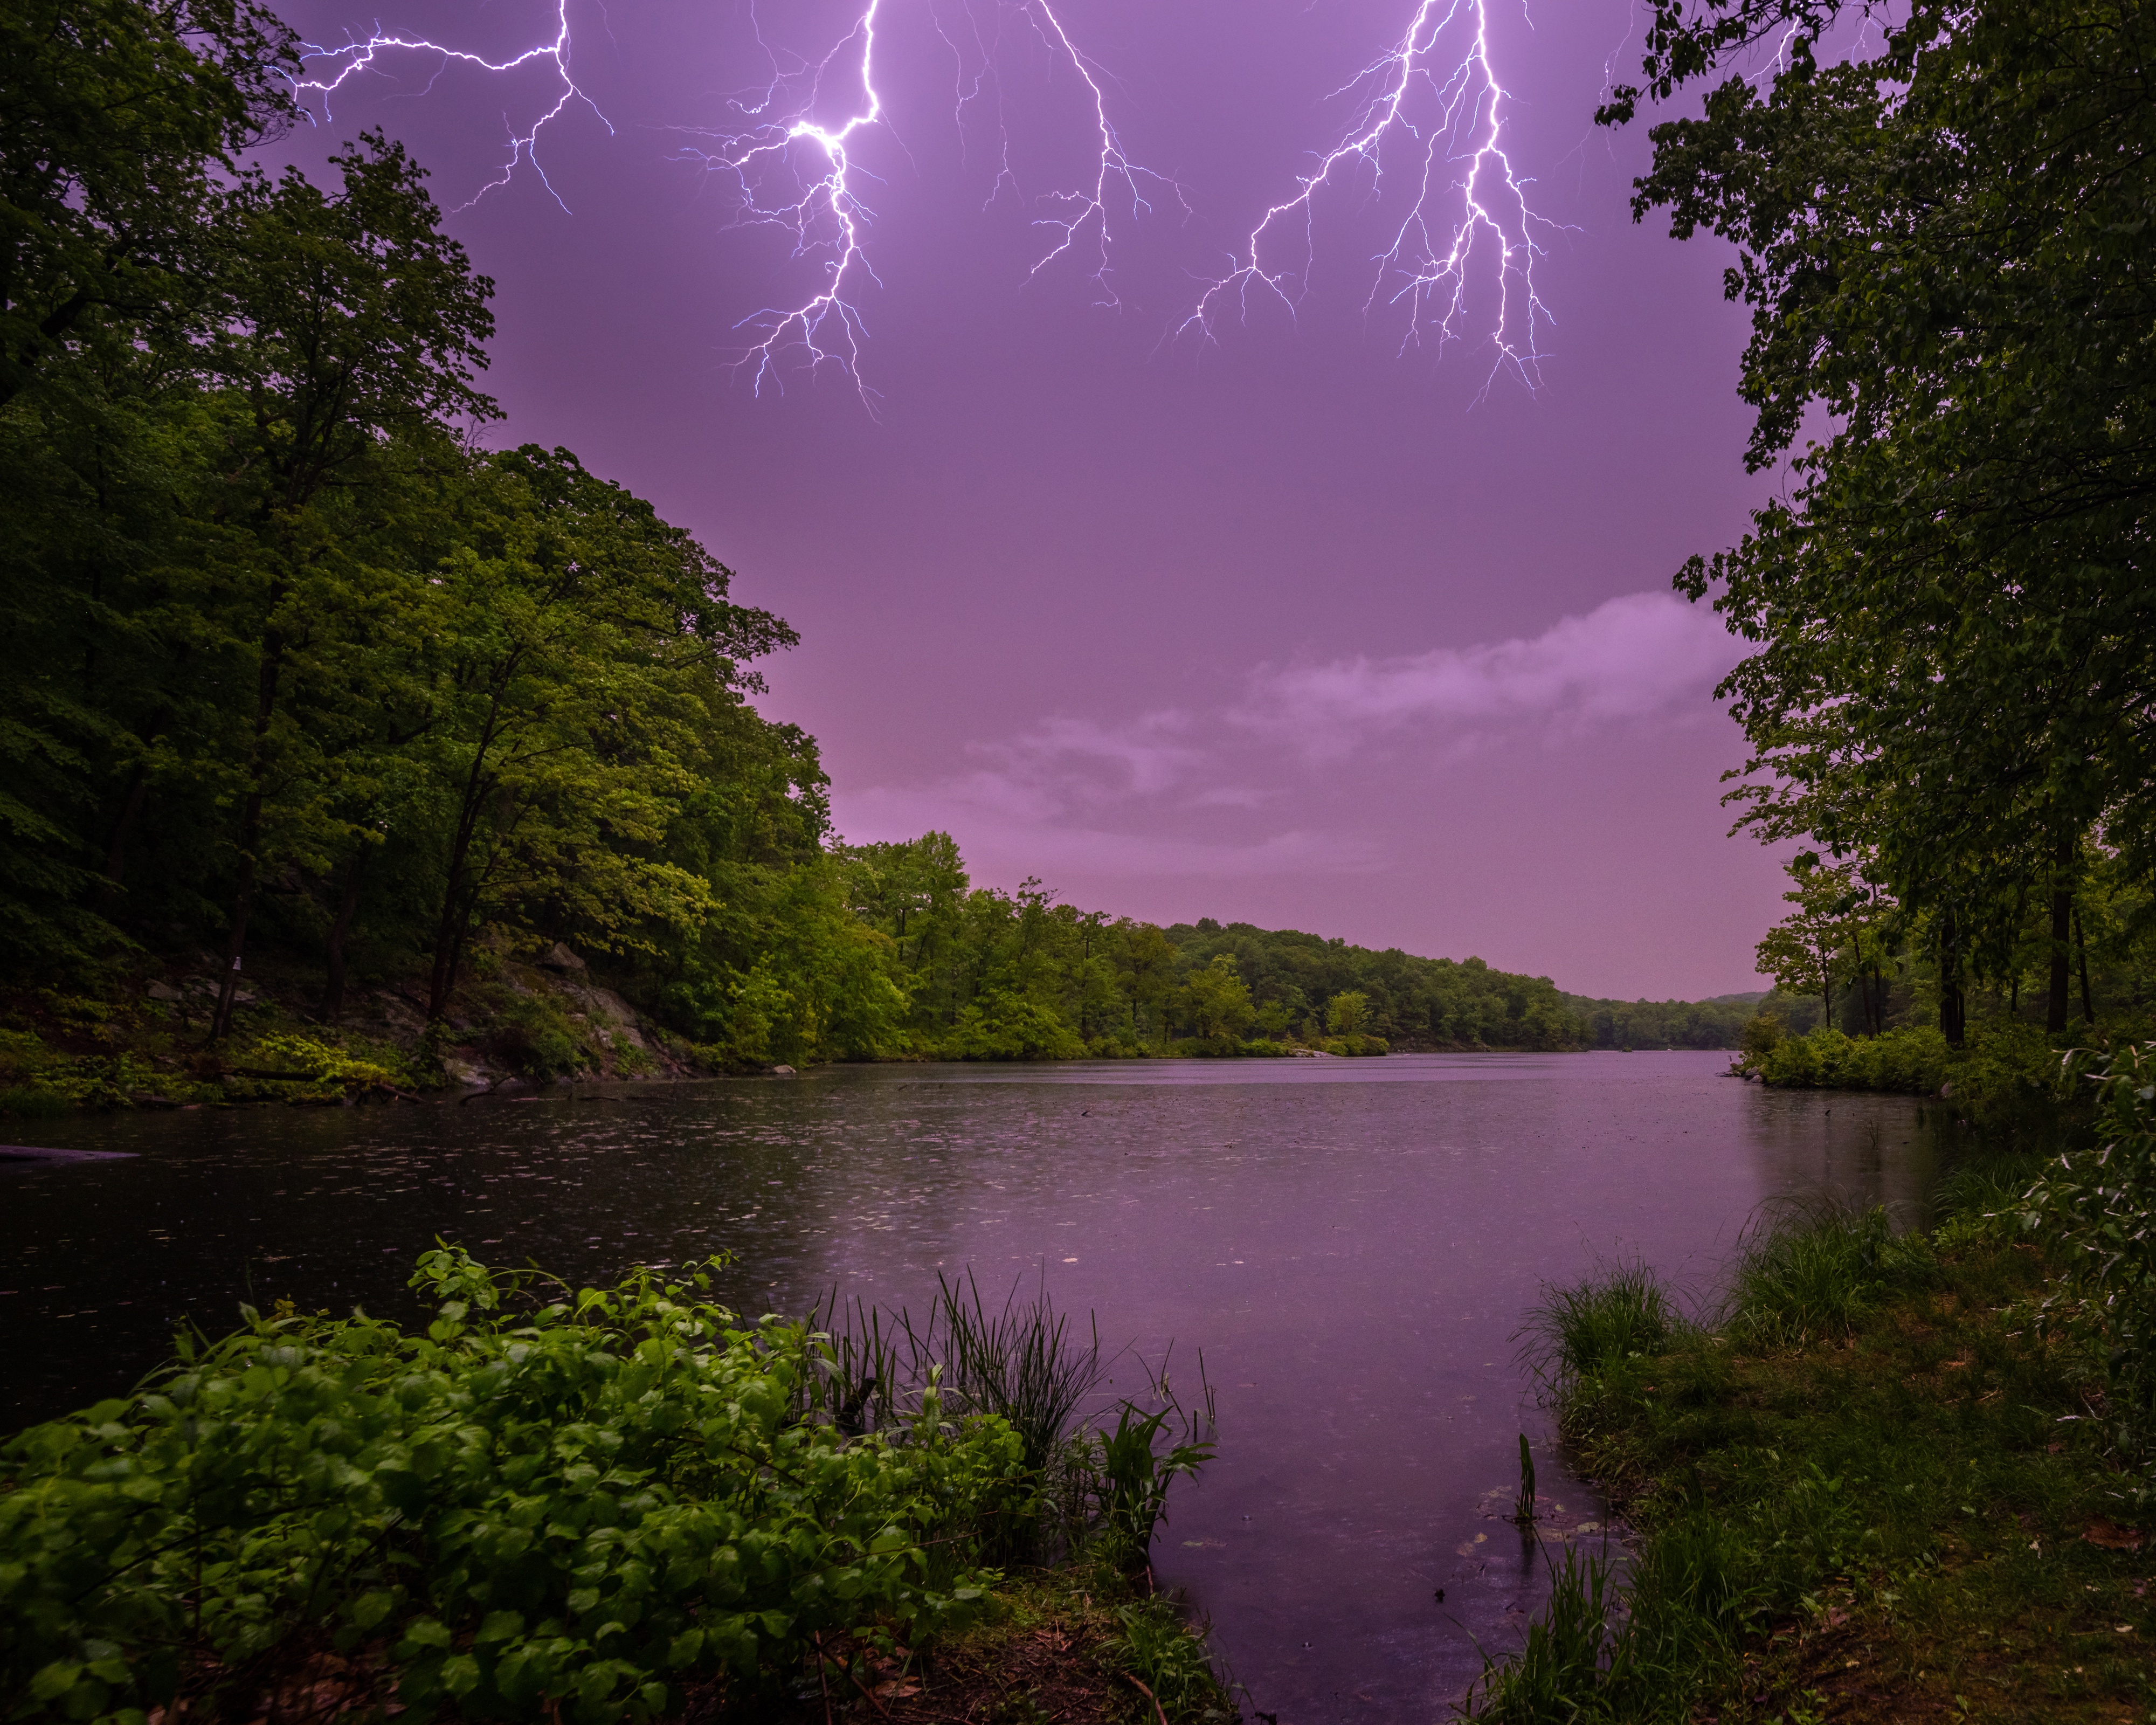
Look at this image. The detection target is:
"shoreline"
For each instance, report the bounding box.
[1471,1137,2153,1721]
[3,958,1728,1119]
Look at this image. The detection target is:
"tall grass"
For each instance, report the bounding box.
[1522,1258,1683,1395]
[931,1268,1108,1480]
[804,1268,1214,1569]
[1469,1544,1620,1723]
[1721,1200,1928,1349]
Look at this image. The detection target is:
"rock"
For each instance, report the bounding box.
[441,1058,495,1089]
[770,1064,797,1077]
[146,981,182,1002]
[538,941,588,975]
[562,984,653,1054]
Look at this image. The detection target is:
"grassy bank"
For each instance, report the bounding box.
[1474,1057,2156,1722]
[0,1251,1232,1724]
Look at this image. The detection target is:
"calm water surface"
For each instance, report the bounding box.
[1,1052,1936,1721]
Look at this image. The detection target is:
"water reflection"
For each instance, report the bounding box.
[0,1052,1931,1721]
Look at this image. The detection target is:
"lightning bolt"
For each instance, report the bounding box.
[1177,0,1555,392]
[665,1,896,404]
[672,1,1180,405]
[287,3,1554,402]
[291,2,610,215]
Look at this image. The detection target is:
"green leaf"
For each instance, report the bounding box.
[476,1608,525,1643]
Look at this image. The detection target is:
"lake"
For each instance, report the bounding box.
[0,1051,1936,1720]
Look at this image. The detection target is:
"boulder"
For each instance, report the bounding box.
[538,941,588,975]
[441,1058,495,1089]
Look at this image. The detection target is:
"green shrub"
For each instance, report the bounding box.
[1947,1019,2067,1139]
[1738,1010,1786,1067]
[1753,1024,1949,1093]
[0,1249,1023,1724]
[1112,1595,1232,1722]
[0,1086,71,1117]
[945,991,1086,1061]
[248,1032,402,1100]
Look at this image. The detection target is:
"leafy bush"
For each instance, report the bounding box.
[1738,1010,1786,1066]
[1946,1020,2068,1140]
[1113,1595,1231,1722]
[2023,1043,2156,1468]
[0,1249,1025,1724]
[945,991,1086,1061]
[480,993,592,1080]
[1751,1023,1950,1093]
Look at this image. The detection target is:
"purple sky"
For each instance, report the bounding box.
[276,0,1792,999]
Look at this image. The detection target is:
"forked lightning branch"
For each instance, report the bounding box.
[294,0,1553,401]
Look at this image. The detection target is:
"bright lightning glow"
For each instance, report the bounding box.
[667,1,894,403]
[1178,0,1555,391]
[292,3,610,214]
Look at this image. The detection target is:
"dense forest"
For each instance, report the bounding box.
[0,0,1754,1100]
[1614,0,2156,1050]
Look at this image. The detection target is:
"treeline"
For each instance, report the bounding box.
[831,840,1584,1058]
[1618,0,2156,1047]
[1562,992,1771,1051]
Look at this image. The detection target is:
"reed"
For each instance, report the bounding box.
[1469,1544,1619,1722]
[925,1267,1109,1480]
[802,1267,1217,1571]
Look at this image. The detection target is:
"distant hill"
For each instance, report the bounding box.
[1160,919,1792,1052]
[1162,919,1581,1050]
[1559,987,1809,1050]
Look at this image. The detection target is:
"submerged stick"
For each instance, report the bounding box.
[1120,1671,1171,1725]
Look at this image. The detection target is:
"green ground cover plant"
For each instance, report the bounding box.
[1,1250,1229,1725]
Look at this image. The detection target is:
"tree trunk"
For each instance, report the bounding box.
[210,628,285,1043]
[426,876,471,1023]
[2075,902,2096,1026]
[321,846,369,1022]
[2047,833,2074,1034]
[101,763,150,887]
[1939,909,1966,1048]
[426,795,487,1022]
[208,795,261,1042]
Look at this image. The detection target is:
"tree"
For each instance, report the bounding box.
[408,445,794,1022]
[1180,954,1255,1041]
[1326,989,1370,1037]
[0,0,298,405]
[197,133,500,1038]
[1752,858,1873,1031]
[1608,1,2156,1040]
